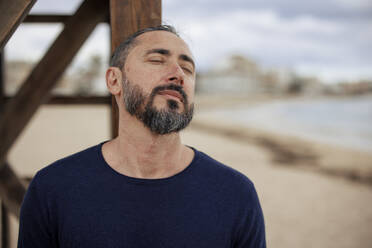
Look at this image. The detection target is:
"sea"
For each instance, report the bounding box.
[202,95,372,152]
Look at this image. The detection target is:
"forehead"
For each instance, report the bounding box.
[130,31,193,58]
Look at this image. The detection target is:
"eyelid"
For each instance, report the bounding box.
[182,66,194,74]
[148,55,164,62]
[180,63,194,74]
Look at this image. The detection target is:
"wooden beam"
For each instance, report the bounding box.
[109,0,162,137]
[0,53,8,248]
[0,52,4,108]
[24,14,71,23]
[0,0,108,166]
[1,201,9,248]
[3,95,111,105]
[0,162,26,219]
[0,0,36,50]
[23,14,110,24]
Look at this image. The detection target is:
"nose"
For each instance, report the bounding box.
[167,63,185,86]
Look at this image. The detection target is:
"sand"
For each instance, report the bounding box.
[4,103,372,248]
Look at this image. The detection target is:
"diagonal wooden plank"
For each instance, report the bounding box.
[0,0,36,50]
[23,14,110,23]
[109,0,162,137]
[24,14,72,23]
[0,0,108,167]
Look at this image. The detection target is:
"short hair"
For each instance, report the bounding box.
[110,25,179,70]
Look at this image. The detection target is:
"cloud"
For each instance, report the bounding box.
[163,3,372,83]
[164,0,372,19]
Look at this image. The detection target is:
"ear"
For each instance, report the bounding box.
[106,67,123,95]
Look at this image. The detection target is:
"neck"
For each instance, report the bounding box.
[102,113,193,179]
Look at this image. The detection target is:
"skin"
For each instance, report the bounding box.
[102,31,196,179]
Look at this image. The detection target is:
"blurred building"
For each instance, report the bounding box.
[338,80,372,95]
[196,55,266,95]
[196,54,325,96]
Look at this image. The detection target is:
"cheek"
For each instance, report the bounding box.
[125,67,158,92]
[185,84,195,102]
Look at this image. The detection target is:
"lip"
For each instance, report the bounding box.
[158,90,183,102]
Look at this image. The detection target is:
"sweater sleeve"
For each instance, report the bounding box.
[17,171,57,248]
[234,182,266,248]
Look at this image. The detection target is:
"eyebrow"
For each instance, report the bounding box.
[145,48,195,70]
[145,48,170,56]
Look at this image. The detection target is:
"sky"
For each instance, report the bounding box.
[5,0,372,83]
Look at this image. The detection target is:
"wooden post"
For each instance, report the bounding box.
[1,201,9,248]
[0,51,9,248]
[109,0,162,137]
[0,0,36,50]
[0,52,4,109]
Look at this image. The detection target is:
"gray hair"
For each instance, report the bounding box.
[110,25,179,70]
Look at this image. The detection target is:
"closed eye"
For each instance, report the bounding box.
[149,59,164,63]
[181,65,194,74]
[148,56,165,63]
[182,67,193,74]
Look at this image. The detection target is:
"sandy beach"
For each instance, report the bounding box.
[5,99,372,247]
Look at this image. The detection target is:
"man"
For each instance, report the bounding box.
[18,25,266,247]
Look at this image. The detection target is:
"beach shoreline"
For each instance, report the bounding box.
[193,93,372,186]
[191,115,372,186]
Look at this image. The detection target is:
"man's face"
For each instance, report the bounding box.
[121,31,196,134]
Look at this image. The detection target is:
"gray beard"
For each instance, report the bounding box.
[122,79,194,135]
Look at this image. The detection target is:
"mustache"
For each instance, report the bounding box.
[150,83,188,104]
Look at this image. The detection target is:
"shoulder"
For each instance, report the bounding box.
[190,149,266,246]
[33,142,103,187]
[191,148,263,223]
[192,148,256,196]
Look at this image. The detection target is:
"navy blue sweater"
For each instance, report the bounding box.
[18,142,266,247]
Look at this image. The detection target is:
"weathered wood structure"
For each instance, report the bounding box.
[0,0,161,246]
